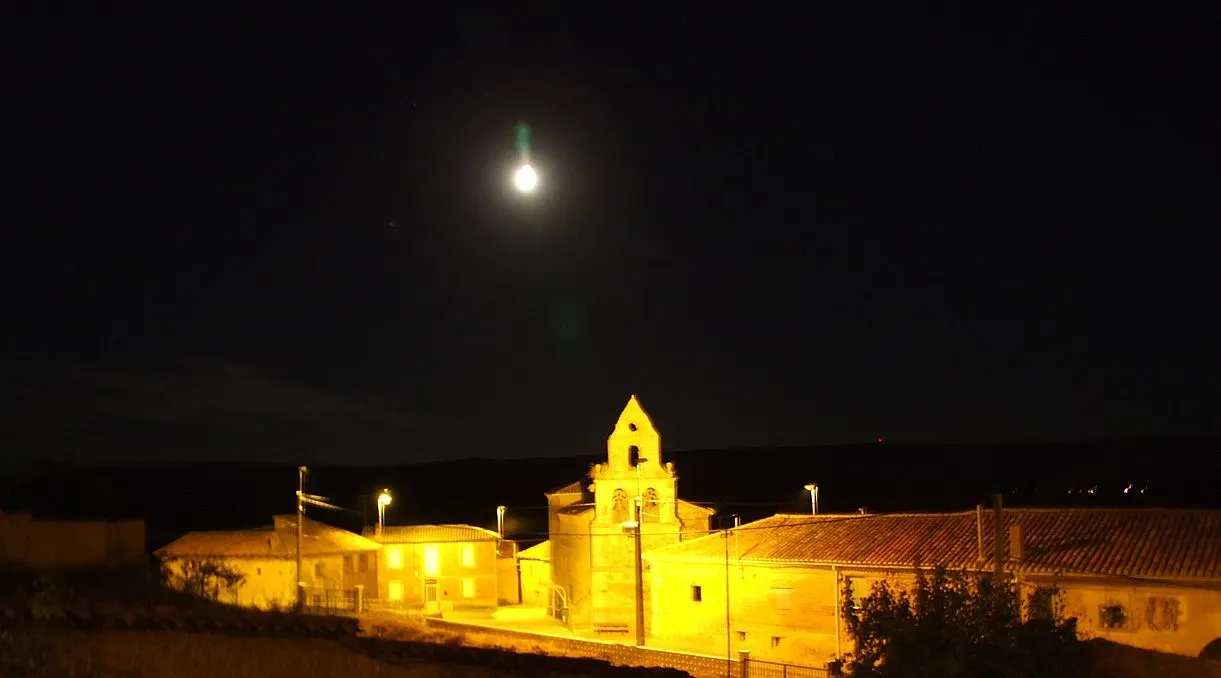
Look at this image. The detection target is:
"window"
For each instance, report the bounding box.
[386,546,403,570]
[736,631,746,641]
[643,488,659,522]
[1028,586,1057,621]
[314,562,324,578]
[771,587,793,611]
[387,580,403,601]
[612,489,629,524]
[424,545,440,576]
[691,585,703,602]
[771,636,782,648]
[1099,602,1128,630]
[358,553,369,573]
[462,578,476,598]
[462,544,475,568]
[343,555,353,573]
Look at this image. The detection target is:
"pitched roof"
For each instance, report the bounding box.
[546,480,585,496]
[156,516,380,559]
[518,540,551,561]
[680,499,717,515]
[646,508,1221,582]
[558,502,595,516]
[362,524,501,544]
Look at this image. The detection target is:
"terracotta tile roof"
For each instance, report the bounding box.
[546,480,585,496]
[362,524,501,544]
[518,540,551,561]
[557,502,595,516]
[156,516,380,559]
[156,529,292,559]
[679,499,717,515]
[646,508,1221,581]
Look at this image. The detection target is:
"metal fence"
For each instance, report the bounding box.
[744,657,830,678]
[302,588,358,615]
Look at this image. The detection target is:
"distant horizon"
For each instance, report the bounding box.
[7,432,1217,472]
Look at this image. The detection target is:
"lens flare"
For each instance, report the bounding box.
[514,163,538,192]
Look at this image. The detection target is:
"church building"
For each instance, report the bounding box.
[531,395,714,635]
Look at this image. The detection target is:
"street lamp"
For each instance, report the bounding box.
[514,163,538,193]
[496,505,507,538]
[804,483,819,515]
[376,489,392,535]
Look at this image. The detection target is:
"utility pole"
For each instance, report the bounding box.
[296,465,307,613]
[289,466,346,615]
[723,517,731,671]
[633,495,645,647]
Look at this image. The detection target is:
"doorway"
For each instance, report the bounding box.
[424,579,439,615]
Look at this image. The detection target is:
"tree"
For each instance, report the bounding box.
[170,558,246,603]
[841,566,1083,678]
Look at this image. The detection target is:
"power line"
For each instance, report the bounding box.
[497,512,902,540]
[369,513,891,543]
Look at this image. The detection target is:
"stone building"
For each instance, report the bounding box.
[645,508,1221,664]
[362,524,511,613]
[533,395,714,635]
[157,514,381,610]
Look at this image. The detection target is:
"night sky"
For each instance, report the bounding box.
[6,7,1218,466]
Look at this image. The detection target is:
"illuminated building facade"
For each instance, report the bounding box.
[539,395,714,634]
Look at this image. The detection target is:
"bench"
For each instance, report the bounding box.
[593,623,631,635]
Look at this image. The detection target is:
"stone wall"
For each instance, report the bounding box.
[0,513,145,567]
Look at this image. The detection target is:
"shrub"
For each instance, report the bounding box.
[166,559,245,603]
[842,566,1084,678]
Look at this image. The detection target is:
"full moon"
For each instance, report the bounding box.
[514,163,538,193]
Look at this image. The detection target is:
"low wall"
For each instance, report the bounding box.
[426,617,741,678]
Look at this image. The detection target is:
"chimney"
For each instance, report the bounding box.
[1009,524,1023,563]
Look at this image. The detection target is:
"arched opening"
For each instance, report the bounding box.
[643,488,659,522]
[611,489,629,524]
[1201,638,1221,661]
[548,584,569,625]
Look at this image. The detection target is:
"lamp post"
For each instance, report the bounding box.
[296,465,307,612]
[376,489,392,536]
[804,483,819,515]
[496,505,507,538]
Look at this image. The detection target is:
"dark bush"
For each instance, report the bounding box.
[842,566,1085,678]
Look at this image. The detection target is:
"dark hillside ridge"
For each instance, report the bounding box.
[2,436,1216,551]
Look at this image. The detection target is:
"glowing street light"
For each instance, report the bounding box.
[376,489,392,534]
[514,163,538,193]
[804,483,819,515]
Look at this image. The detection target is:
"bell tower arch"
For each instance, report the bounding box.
[591,395,677,524]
